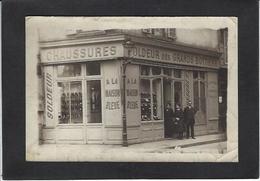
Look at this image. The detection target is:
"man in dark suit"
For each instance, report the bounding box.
[184,101,197,139]
[164,103,174,138]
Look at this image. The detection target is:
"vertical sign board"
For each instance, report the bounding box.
[44,66,55,127]
[103,61,122,126]
[125,65,140,126]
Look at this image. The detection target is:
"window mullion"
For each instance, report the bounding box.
[150,79,153,120]
[198,79,201,111]
[69,83,72,124]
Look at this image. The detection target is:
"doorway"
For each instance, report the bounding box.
[163,78,183,138]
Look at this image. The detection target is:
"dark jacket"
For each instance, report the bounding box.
[173,109,184,132]
[184,106,196,124]
[164,108,174,121]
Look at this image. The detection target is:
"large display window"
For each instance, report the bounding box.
[52,62,102,125]
[140,66,163,121]
[58,81,83,124]
[152,78,162,120]
[86,80,102,123]
[140,79,151,121]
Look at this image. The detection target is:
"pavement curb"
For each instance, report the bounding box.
[164,138,226,149]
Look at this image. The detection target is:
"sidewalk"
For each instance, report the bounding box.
[129,133,225,149]
[27,133,228,162]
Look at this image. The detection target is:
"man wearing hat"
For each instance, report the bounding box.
[184,101,197,139]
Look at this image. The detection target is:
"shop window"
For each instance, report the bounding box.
[200,72,205,79]
[200,81,206,114]
[57,64,81,77]
[152,79,162,120]
[193,71,198,79]
[140,66,150,76]
[174,81,182,107]
[140,79,151,121]
[140,78,162,121]
[174,69,182,78]
[86,62,101,75]
[163,68,171,76]
[58,81,83,124]
[86,80,102,123]
[193,81,199,111]
[152,67,161,75]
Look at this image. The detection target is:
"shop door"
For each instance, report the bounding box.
[163,79,172,138]
[85,80,103,144]
[163,79,183,138]
[163,79,172,107]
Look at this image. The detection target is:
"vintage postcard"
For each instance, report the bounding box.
[25,17,238,162]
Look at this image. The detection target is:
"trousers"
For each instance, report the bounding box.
[186,122,194,138]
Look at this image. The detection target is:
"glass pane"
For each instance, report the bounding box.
[140,66,150,76]
[86,62,100,75]
[152,79,162,120]
[58,82,70,124]
[174,81,182,107]
[193,81,199,111]
[140,79,151,121]
[163,68,171,76]
[200,81,206,113]
[57,64,81,77]
[70,82,83,123]
[200,72,205,79]
[174,69,182,78]
[193,71,198,79]
[152,67,161,75]
[87,80,102,123]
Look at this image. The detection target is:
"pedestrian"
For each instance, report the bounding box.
[184,101,197,139]
[164,103,174,138]
[173,104,184,139]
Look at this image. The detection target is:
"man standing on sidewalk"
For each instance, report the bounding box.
[164,103,174,138]
[184,101,197,139]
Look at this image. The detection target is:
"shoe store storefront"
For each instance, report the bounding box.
[39,34,220,145]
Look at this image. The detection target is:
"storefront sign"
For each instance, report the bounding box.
[44,66,55,127]
[125,65,140,126]
[129,45,220,69]
[105,77,121,110]
[41,44,123,63]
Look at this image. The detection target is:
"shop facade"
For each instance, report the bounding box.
[39,30,221,145]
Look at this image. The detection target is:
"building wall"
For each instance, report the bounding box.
[103,60,124,144]
[26,21,41,151]
[27,27,223,146]
[175,29,219,49]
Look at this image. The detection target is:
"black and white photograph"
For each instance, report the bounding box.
[25,17,237,162]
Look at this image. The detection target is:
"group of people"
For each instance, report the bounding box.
[164,101,197,139]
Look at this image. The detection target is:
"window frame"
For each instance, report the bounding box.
[54,62,103,126]
[193,71,207,124]
[140,66,164,122]
[166,28,176,39]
